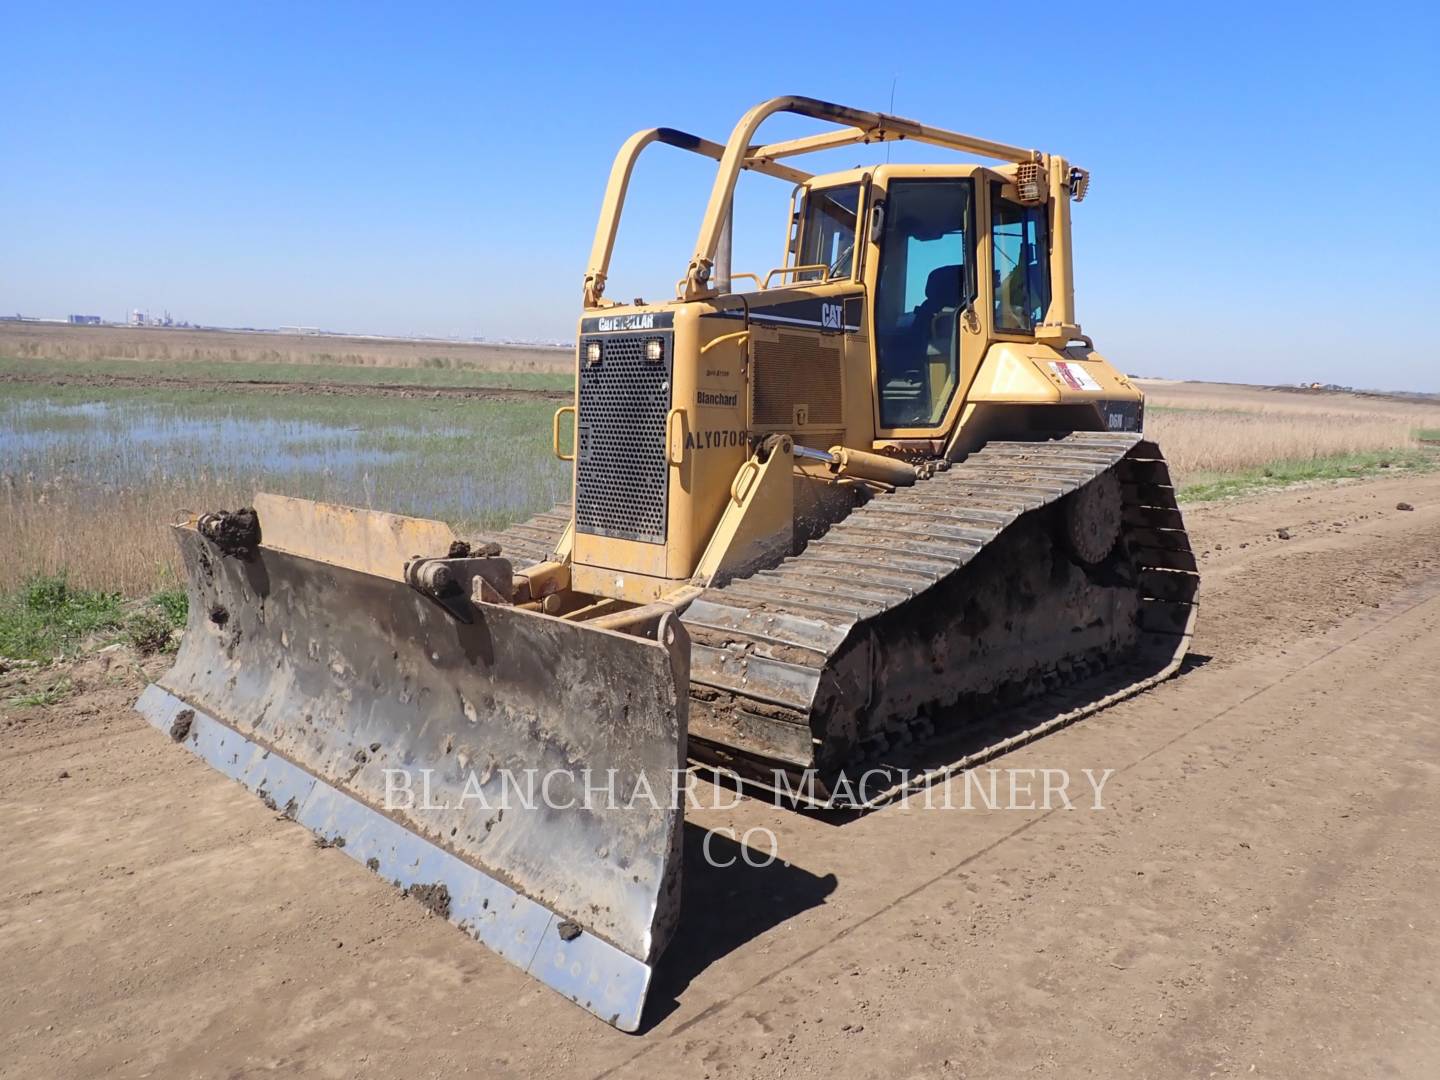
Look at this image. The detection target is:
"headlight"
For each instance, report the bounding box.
[585,341,601,365]
[644,338,664,362]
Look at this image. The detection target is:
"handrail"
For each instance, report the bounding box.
[552,405,576,462]
[700,329,750,355]
[762,264,830,289]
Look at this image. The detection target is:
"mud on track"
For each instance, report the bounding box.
[3,473,1440,1078]
[0,368,571,402]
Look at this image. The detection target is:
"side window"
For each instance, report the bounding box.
[795,184,861,281]
[873,179,974,428]
[991,186,1050,332]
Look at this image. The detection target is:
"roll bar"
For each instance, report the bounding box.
[583,128,811,308]
[583,96,1047,308]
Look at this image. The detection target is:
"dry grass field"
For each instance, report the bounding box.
[0,322,571,374]
[1139,379,1440,492]
[2,476,249,596]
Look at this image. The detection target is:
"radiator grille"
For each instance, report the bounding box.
[575,334,671,544]
[752,333,843,428]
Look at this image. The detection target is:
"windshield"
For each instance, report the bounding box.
[795,184,861,281]
[991,184,1051,332]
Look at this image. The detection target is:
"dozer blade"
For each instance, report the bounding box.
[136,514,687,1031]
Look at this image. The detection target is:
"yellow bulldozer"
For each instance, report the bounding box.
[136,96,1197,1030]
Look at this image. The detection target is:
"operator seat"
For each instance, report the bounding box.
[917,264,963,353]
[878,264,964,425]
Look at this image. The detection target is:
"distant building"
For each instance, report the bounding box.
[68,314,102,325]
[128,309,177,327]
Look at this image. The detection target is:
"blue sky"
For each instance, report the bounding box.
[4,1,1437,390]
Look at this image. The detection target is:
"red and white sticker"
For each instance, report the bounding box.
[1048,361,1102,392]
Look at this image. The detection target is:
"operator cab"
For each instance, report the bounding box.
[791,169,980,434]
[790,164,1057,437]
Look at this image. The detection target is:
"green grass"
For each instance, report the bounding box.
[0,574,188,663]
[1146,403,1251,416]
[1178,448,1439,502]
[1416,427,1440,443]
[0,575,127,661]
[149,588,188,626]
[0,355,572,392]
[7,676,75,708]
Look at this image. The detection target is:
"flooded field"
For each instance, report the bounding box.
[0,383,569,593]
[4,398,397,487]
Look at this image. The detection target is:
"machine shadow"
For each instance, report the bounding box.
[867,650,1215,792]
[641,823,837,1030]
[1178,651,1212,675]
[642,649,1211,1025]
[702,647,1216,829]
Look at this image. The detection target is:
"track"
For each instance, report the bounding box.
[681,432,1198,800]
[485,504,572,565]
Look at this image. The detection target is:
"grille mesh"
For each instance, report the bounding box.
[752,333,843,428]
[575,334,671,544]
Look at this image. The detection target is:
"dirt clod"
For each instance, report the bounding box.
[1277,527,1292,540]
[1397,502,1415,511]
[314,835,346,849]
[557,920,582,942]
[57,770,70,780]
[169,709,195,742]
[209,606,230,626]
[447,539,501,558]
[198,507,262,557]
[405,883,452,919]
[366,857,380,872]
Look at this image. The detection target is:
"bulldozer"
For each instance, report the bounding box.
[136,96,1197,1030]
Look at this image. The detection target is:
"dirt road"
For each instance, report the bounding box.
[3,474,1439,1079]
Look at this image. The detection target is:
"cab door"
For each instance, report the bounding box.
[865,174,984,439]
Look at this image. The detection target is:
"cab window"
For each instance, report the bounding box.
[873,179,974,428]
[795,184,861,281]
[991,186,1050,332]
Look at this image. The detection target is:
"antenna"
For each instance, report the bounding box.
[886,76,897,163]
